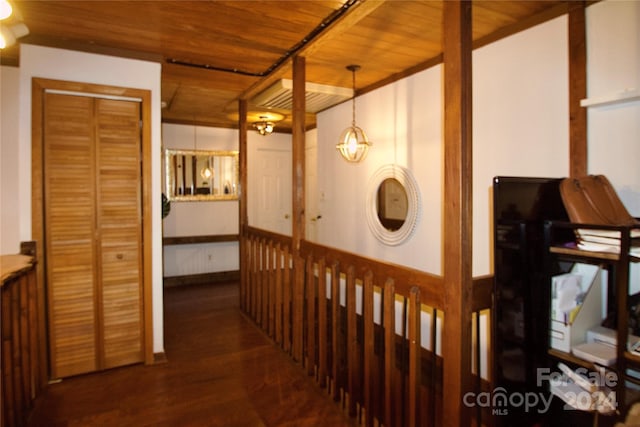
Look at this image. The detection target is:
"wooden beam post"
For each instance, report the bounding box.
[568,1,588,177]
[238,99,248,311]
[291,55,306,362]
[292,55,306,250]
[442,1,473,426]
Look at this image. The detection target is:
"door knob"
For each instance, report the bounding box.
[310,215,322,222]
[284,214,290,219]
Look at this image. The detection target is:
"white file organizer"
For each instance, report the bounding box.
[550,264,605,353]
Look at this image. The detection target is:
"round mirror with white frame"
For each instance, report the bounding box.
[366,164,421,246]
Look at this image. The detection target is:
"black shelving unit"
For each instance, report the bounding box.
[543,220,640,424]
[492,176,571,425]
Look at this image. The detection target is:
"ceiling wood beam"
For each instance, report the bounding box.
[16,34,164,64]
[359,1,580,100]
[442,1,473,426]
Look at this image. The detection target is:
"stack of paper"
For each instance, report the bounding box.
[576,228,640,257]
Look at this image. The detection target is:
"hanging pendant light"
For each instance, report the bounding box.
[192,123,213,180]
[200,157,213,180]
[336,64,372,163]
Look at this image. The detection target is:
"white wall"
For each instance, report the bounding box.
[586,0,640,215]
[162,124,240,277]
[585,0,640,291]
[317,65,443,273]
[6,44,165,354]
[0,66,20,254]
[316,4,639,278]
[473,15,569,276]
[316,16,571,277]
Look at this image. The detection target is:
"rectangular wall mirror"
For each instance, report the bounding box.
[165,149,239,201]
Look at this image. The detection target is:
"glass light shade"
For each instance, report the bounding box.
[200,167,213,180]
[0,0,12,20]
[336,125,372,163]
[253,121,274,136]
[0,25,14,49]
[0,23,28,49]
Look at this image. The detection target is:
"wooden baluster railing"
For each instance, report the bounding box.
[383,278,396,427]
[253,238,261,324]
[253,238,257,314]
[363,271,375,427]
[428,307,439,427]
[21,270,32,410]
[408,286,421,427]
[248,236,255,318]
[283,246,292,354]
[2,248,42,427]
[11,276,23,422]
[269,240,276,338]
[28,266,40,400]
[346,265,359,418]
[305,255,316,377]
[2,279,16,427]
[240,235,247,312]
[330,261,341,403]
[274,243,283,346]
[292,254,305,363]
[317,257,328,388]
[240,230,491,427]
[262,239,269,330]
[398,294,408,427]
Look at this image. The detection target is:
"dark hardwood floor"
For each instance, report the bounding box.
[27,282,357,427]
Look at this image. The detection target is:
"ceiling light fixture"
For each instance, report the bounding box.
[336,65,372,163]
[253,116,275,136]
[0,0,12,20]
[0,22,29,49]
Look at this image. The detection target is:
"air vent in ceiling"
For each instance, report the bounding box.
[251,79,353,113]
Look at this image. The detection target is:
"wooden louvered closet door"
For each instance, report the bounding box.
[44,92,144,379]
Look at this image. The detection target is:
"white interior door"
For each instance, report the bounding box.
[305,142,319,242]
[254,148,292,235]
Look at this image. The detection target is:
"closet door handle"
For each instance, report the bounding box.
[116,253,124,260]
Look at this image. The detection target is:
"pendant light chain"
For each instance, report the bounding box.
[351,67,356,127]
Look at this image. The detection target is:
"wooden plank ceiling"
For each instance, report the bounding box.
[4,0,568,133]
